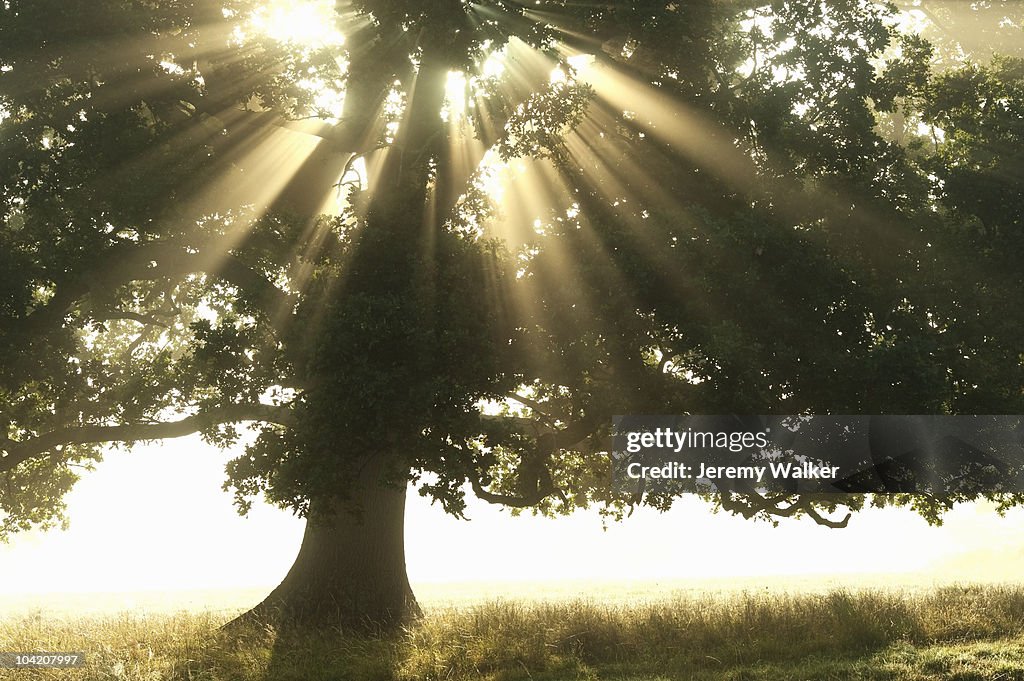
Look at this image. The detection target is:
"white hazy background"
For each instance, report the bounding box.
[2,436,1023,614]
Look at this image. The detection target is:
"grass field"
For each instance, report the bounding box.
[4,585,1024,680]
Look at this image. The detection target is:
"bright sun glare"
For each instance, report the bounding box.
[250,0,345,47]
[247,0,347,119]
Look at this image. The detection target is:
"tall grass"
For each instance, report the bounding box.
[400,585,1024,679]
[3,585,1024,680]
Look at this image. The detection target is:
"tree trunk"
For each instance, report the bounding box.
[233,457,421,631]
[226,45,449,636]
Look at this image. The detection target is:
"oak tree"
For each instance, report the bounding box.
[2,0,1023,626]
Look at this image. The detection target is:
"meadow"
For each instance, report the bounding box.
[4,585,1024,680]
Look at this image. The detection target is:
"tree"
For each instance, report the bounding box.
[2,0,1023,628]
[889,1,1024,64]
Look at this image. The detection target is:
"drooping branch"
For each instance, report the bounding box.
[0,403,293,474]
[718,485,852,528]
[472,413,600,507]
[470,474,555,508]
[804,506,852,529]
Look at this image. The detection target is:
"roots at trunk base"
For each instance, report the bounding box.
[234,468,421,630]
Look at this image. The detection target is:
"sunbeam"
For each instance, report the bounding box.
[249,0,345,48]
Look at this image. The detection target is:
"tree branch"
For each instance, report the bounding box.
[0,403,293,473]
[93,309,171,328]
[472,413,600,507]
[504,393,558,422]
[805,506,852,529]
[19,240,296,336]
[719,485,852,528]
[470,475,555,508]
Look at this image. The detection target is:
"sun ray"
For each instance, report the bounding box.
[248,0,345,48]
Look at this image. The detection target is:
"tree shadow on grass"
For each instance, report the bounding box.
[168,614,403,681]
[171,588,1024,681]
[174,621,1024,681]
[260,617,401,681]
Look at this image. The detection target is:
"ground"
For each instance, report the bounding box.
[3,586,1024,680]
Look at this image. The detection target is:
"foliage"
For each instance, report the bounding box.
[1,0,1024,538]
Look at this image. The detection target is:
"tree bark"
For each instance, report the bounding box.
[227,44,449,635]
[233,456,421,631]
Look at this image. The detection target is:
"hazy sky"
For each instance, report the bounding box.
[2,435,1023,597]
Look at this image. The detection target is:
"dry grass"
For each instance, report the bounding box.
[3,585,1024,680]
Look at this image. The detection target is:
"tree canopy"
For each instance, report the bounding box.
[2,0,1024,623]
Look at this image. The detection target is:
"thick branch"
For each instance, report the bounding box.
[472,413,600,507]
[0,403,293,473]
[470,476,554,508]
